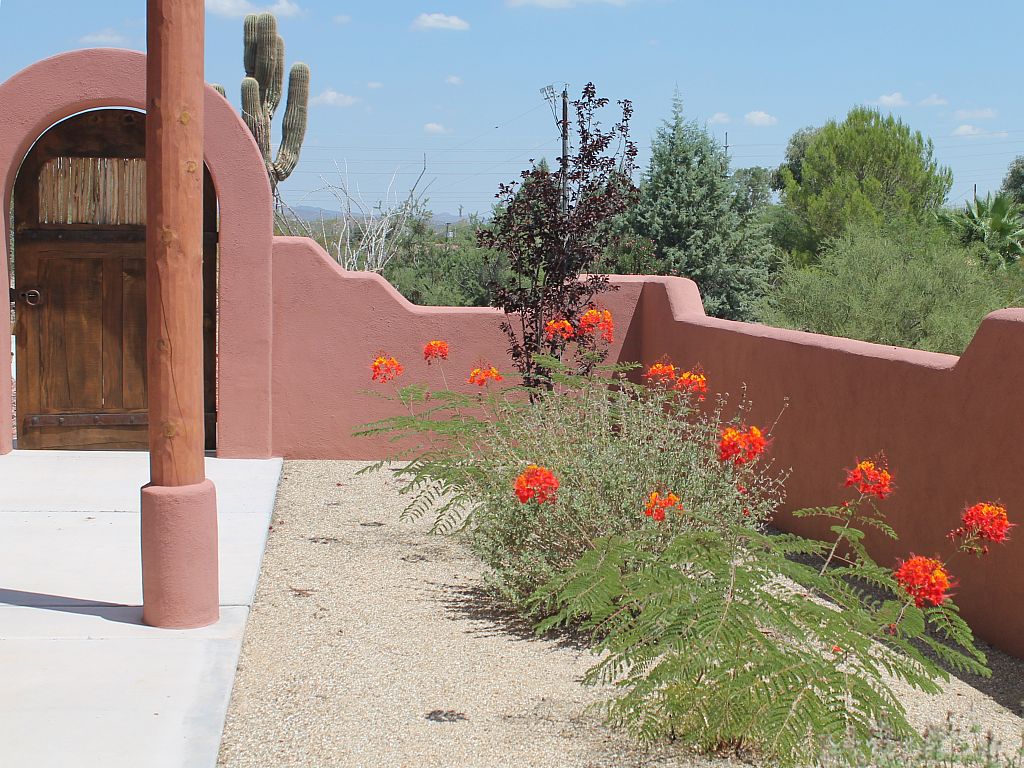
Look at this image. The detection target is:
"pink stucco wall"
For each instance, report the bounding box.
[0,48,273,457]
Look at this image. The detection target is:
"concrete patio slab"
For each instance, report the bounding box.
[0,450,283,768]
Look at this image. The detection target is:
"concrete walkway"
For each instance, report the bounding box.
[0,449,282,768]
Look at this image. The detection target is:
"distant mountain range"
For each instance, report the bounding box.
[287,205,469,231]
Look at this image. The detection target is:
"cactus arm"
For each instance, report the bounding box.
[266,36,285,118]
[211,83,227,98]
[241,76,272,167]
[243,14,258,77]
[253,13,277,106]
[271,62,309,183]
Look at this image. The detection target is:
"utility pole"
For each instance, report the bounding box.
[560,87,569,216]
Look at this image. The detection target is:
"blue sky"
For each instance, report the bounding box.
[1,0,1022,215]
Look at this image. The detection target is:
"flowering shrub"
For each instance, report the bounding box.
[538,453,1009,765]
[359,344,1011,766]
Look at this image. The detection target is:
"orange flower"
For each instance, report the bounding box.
[718,426,768,465]
[845,458,893,500]
[643,490,683,522]
[544,319,575,341]
[514,465,559,504]
[674,369,708,400]
[370,355,404,383]
[642,362,678,385]
[423,340,450,363]
[578,308,614,343]
[951,502,1012,544]
[894,555,952,607]
[468,366,504,387]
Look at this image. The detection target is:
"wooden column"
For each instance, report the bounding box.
[141,0,219,629]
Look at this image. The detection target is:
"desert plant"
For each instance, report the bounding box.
[238,12,309,198]
[936,192,1024,269]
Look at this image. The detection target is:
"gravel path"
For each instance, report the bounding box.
[217,461,1024,768]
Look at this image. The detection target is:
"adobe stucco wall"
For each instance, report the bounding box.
[270,243,1024,656]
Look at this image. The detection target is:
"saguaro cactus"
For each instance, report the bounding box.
[239,12,309,194]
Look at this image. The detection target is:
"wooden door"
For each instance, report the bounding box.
[12,109,217,450]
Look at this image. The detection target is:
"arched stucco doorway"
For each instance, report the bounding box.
[0,48,275,458]
[11,108,219,450]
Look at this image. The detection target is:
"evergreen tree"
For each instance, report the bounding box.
[624,97,772,321]
[1001,155,1024,206]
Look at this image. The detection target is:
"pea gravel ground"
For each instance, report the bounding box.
[217,461,1024,768]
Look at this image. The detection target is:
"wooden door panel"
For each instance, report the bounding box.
[122,256,148,411]
[36,252,104,412]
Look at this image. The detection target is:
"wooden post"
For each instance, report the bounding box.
[141,0,219,629]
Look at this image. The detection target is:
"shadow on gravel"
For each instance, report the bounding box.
[952,642,1024,716]
[436,582,593,652]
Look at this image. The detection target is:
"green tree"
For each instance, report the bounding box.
[770,125,820,191]
[759,219,1022,354]
[780,107,952,256]
[730,166,773,221]
[622,98,773,321]
[1000,155,1024,205]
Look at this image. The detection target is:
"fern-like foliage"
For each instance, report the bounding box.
[533,504,991,765]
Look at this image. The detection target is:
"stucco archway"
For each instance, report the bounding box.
[0,48,274,457]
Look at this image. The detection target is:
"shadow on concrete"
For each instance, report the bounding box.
[0,589,143,624]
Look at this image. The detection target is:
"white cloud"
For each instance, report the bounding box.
[952,124,983,137]
[412,13,470,31]
[445,75,463,86]
[333,13,351,24]
[424,122,450,134]
[206,0,301,17]
[744,110,777,127]
[873,92,908,107]
[708,112,730,125]
[366,81,383,89]
[79,28,128,45]
[507,0,631,6]
[954,107,997,120]
[919,94,947,107]
[311,88,358,107]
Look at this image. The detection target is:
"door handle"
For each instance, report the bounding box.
[19,288,41,306]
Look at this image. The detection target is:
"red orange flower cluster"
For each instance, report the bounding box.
[468,366,503,387]
[578,308,614,343]
[514,465,559,504]
[644,491,683,522]
[642,362,678,386]
[845,459,894,500]
[894,555,952,607]
[718,425,768,466]
[674,369,708,400]
[642,360,708,400]
[544,319,575,341]
[370,355,404,383]
[949,502,1013,550]
[423,340,450,363]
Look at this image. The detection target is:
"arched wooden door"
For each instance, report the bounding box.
[12,109,217,450]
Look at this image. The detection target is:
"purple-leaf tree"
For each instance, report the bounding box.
[479,83,638,389]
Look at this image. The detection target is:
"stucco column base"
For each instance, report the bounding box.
[140,479,219,629]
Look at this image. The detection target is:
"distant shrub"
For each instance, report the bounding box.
[758,220,1024,354]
